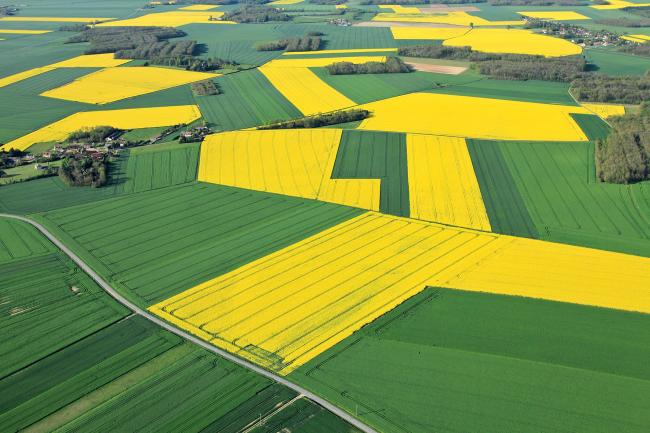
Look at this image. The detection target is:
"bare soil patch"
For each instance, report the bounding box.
[405,61,468,75]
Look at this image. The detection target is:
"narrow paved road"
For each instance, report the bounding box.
[1,213,378,433]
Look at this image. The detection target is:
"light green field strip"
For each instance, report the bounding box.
[22,343,196,433]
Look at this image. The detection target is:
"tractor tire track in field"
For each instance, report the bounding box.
[0,213,379,433]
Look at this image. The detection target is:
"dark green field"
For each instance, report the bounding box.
[292,288,650,433]
[333,130,409,217]
[197,69,302,131]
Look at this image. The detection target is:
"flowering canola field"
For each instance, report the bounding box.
[391,28,582,57]
[0,54,130,88]
[198,129,381,210]
[149,211,650,375]
[41,66,218,104]
[0,29,52,34]
[96,11,233,27]
[374,11,524,26]
[518,11,590,21]
[0,16,113,23]
[407,134,491,231]
[581,103,626,119]
[1,105,202,151]
[358,93,590,141]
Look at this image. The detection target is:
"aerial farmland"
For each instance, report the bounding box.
[1,0,649,431]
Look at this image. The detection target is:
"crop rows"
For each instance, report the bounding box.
[291,288,650,433]
[39,182,363,305]
[0,218,56,263]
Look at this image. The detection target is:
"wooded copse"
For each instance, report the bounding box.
[223,6,291,23]
[326,57,412,74]
[256,34,322,51]
[67,126,120,144]
[596,103,650,184]
[571,75,650,104]
[58,157,108,188]
[67,27,186,54]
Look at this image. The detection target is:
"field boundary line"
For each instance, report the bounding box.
[0,213,379,433]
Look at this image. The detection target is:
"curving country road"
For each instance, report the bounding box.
[1,213,378,433]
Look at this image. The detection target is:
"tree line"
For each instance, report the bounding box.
[327,57,412,74]
[596,103,650,184]
[398,45,587,81]
[191,80,221,96]
[258,109,369,129]
[571,75,650,104]
[596,17,650,27]
[490,0,587,5]
[223,6,291,23]
[256,33,322,51]
[67,26,185,54]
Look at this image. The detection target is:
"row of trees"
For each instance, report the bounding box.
[398,45,587,82]
[259,109,369,129]
[223,6,291,23]
[256,34,322,51]
[571,75,650,104]
[68,126,119,143]
[596,17,650,27]
[67,27,186,54]
[621,44,650,57]
[327,57,412,74]
[490,0,586,5]
[309,0,347,4]
[148,56,239,71]
[596,103,650,184]
[58,157,108,188]
[115,39,196,59]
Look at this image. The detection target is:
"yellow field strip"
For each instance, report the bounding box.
[0,29,52,34]
[96,11,234,27]
[259,57,384,115]
[390,27,582,56]
[1,105,202,151]
[581,103,625,120]
[269,0,304,4]
[358,93,590,141]
[178,4,219,10]
[199,129,381,210]
[592,0,650,9]
[41,66,218,104]
[282,48,397,56]
[259,66,354,115]
[407,134,491,231]
[335,4,347,8]
[621,34,650,43]
[378,5,422,13]
[150,212,650,375]
[517,11,590,21]
[373,11,524,26]
[0,54,130,89]
[0,16,112,23]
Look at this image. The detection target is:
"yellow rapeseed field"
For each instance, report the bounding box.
[374,11,524,26]
[378,5,422,13]
[592,0,650,9]
[178,4,219,10]
[0,16,113,23]
[581,103,626,119]
[358,93,590,141]
[1,105,202,151]
[262,56,387,68]
[259,57,385,115]
[621,34,650,43]
[518,11,590,20]
[407,134,491,231]
[150,211,650,374]
[259,66,354,115]
[198,129,381,210]
[391,27,582,56]
[282,48,397,56]
[0,29,52,34]
[0,54,129,89]
[96,11,233,27]
[335,4,347,8]
[41,66,217,104]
